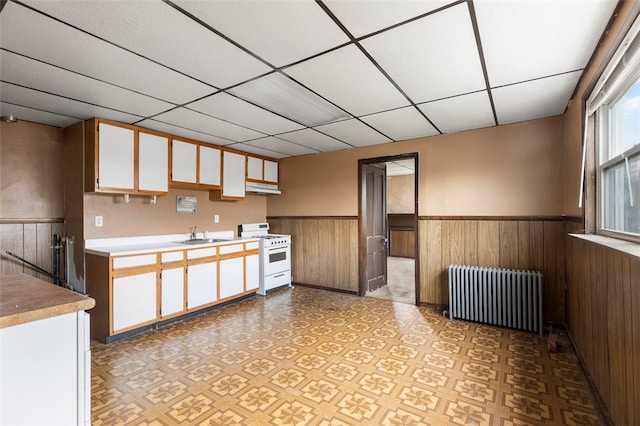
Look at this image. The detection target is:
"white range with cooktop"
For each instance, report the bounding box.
[239,223,291,295]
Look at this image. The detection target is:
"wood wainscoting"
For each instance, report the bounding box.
[0,219,65,283]
[566,232,640,426]
[269,217,359,293]
[269,216,570,324]
[420,217,568,323]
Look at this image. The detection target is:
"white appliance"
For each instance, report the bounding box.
[239,223,291,295]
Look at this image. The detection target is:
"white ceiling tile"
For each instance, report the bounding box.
[173,0,349,67]
[136,119,234,146]
[475,0,617,87]
[244,137,318,157]
[277,128,352,152]
[0,50,172,117]
[188,93,304,135]
[229,73,350,127]
[18,0,272,89]
[361,3,486,103]
[230,143,289,159]
[153,108,266,142]
[0,82,142,123]
[360,107,438,141]
[387,159,415,176]
[492,71,582,125]
[315,119,392,147]
[324,0,455,38]
[418,91,495,134]
[0,102,79,128]
[285,44,409,116]
[0,2,213,105]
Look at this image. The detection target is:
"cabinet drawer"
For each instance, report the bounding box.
[187,247,217,259]
[265,271,291,289]
[219,243,243,255]
[162,251,184,262]
[245,241,259,251]
[113,254,156,269]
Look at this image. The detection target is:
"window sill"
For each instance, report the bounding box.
[569,233,640,260]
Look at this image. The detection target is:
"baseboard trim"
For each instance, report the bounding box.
[561,324,614,426]
[293,282,358,295]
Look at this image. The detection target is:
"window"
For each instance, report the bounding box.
[597,69,640,241]
[588,14,640,242]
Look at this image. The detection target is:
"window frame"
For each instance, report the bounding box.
[595,69,640,244]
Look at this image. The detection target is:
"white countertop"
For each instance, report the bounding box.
[85,231,258,257]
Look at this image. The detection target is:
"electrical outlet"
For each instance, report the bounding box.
[214,214,220,223]
[95,216,103,227]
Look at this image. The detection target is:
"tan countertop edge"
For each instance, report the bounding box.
[569,233,640,259]
[0,273,96,329]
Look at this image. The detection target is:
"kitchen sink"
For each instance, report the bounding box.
[179,238,229,245]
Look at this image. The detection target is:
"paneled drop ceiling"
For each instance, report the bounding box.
[0,0,618,159]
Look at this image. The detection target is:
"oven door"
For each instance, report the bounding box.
[263,245,290,276]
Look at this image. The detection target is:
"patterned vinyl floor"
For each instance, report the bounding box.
[91,287,602,425]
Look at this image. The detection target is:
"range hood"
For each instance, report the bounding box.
[246,181,281,195]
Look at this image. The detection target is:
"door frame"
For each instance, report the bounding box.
[357,152,420,303]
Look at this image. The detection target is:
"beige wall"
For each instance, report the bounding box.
[83,189,267,239]
[387,174,414,214]
[0,121,64,219]
[269,115,565,217]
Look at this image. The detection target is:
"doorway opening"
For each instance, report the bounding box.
[358,153,419,305]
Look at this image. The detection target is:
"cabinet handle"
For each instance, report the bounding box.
[274,273,285,278]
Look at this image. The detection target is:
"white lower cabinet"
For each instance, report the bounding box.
[187,261,217,310]
[161,267,185,318]
[1,311,91,426]
[220,256,244,299]
[246,253,260,292]
[112,272,157,332]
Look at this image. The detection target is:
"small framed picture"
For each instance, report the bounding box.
[176,195,197,213]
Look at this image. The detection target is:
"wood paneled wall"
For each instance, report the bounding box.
[269,216,569,324]
[0,220,64,283]
[566,232,640,426]
[269,217,359,293]
[420,218,566,323]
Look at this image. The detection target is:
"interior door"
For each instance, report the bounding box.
[365,163,387,292]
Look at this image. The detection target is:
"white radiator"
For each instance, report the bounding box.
[448,265,543,336]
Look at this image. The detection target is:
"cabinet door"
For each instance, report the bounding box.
[245,253,260,292]
[98,123,135,190]
[199,145,221,187]
[264,159,278,183]
[112,272,157,332]
[219,256,244,299]
[138,132,169,193]
[221,151,246,198]
[171,140,197,184]
[247,156,263,181]
[161,267,184,318]
[187,261,217,310]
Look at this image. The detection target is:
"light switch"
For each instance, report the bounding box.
[95,216,103,227]
[214,215,220,223]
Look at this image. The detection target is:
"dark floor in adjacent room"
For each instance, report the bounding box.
[91,287,601,425]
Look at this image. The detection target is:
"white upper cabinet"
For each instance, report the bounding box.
[246,154,278,184]
[222,151,246,199]
[199,145,221,187]
[87,119,168,195]
[170,139,221,189]
[247,156,263,181]
[97,122,135,191]
[138,131,168,193]
[264,159,278,183]
[171,139,197,185]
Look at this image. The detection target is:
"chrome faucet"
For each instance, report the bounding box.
[190,226,197,240]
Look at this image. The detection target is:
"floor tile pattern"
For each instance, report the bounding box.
[92,287,601,425]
